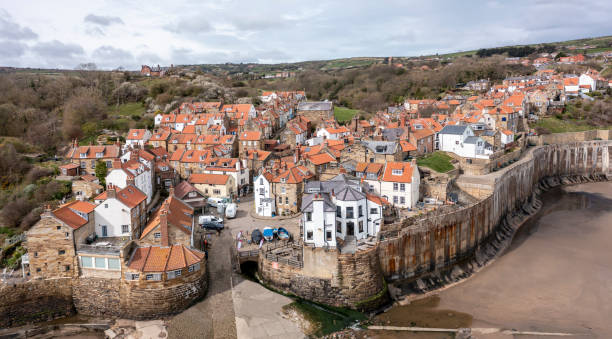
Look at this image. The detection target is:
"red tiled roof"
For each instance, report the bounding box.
[128,245,205,272]
[189,173,230,185]
[382,162,414,183]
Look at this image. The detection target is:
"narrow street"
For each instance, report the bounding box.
[167,230,238,339]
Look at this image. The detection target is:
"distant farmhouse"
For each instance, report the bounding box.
[141,64,173,77]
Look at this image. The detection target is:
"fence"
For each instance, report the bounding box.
[264,253,303,268]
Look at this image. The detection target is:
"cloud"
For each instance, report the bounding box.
[32,40,85,58]
[0,10,38,40]
[84,14,124,26]
[92,46,135,69]
[164,19,213,34]
[0,41,27,58]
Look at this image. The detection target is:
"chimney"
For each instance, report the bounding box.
[160,210,169,246]
[127,177,135,186]
[42,204,53,217]
[107,184,117,199]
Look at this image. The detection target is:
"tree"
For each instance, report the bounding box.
[95,160,108,187]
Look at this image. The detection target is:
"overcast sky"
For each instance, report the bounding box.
[1,1,611,70]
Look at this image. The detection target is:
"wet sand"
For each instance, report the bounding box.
[372,182,612,338]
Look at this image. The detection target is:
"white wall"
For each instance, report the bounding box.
[302,199,336,248]
[254,174,274,217]
[94,198,132,238]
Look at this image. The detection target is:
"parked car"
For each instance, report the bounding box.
[198,215,224,225]
[201,221,224,230]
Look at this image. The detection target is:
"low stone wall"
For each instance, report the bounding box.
[0,278,74,328]
[528,129,611,146]
[259,246,389,311]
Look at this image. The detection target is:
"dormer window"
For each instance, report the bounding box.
[172,140,178,144]
[133,132,138,136]
[392,169,403,176]
[280,178,286,183]
[80,153,87,158]
[96,152,104,158]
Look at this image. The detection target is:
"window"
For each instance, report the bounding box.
[359,221,364,233]
[58,249,65,255]
[305,212,312,221]
[285,197,288,205]
[400,184,406,192]
[104,204,108,209]
[213,189,221,195]
[392,169,403,175]
[306,231,313,240]
[34,252,38,258]
[326,230,332,241]
[65,232,69,238]
[65,265,71,271]
[259,188,265,195]
[80,161,86,169]
[189,263,201,272]
[107,258,120,270]
[56,226,61,230]
[125,273,140,280]
[370,208,378,215]
[336,221,342,233]
[154,232,161,239]
[400,196,406,204]
[81,256,93,268]
[393,183,398,191]
[336,206,342,218]
[91,160,96,169]
[358,205,363,217]
[122,225,129,234]
[346,207,354,219]
[393,196,399,204]
[95,257,106,269]
[145,273,161,281]
[455,140,459,145]
[278,196,282,203]
[281,187,286,194]
[502,117,507,121]
[174,269,182,277]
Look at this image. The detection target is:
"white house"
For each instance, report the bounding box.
[154,113,163,126]
[301,175,390,248]
[125,129,152,148]
[93,184,147,239]
[260,91,278,103]
[439,125,493,159]
[500,129,514,146]
[315,126,350,140]
[379,161,420,209]
[579,74,596,91]
[254,171,275,217]
[107,157,154,205]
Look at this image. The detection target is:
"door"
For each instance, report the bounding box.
[347,221,355,236]
[101,225,108,237]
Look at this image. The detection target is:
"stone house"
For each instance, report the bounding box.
[238,130,263,158]
[72,175,104,200]
[139,195,194,248]
[66,142,121,176]
[148,130,172,151]
[25,201,96,279]
[296,101,333,127]
[188,173,235,198]
[270,165,314,216]
[409,128,435,155]
[173,181,207,213]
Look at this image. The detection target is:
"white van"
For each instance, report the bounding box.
[198,215,224,225]
[225,203,237,219]
[207,197,230,208]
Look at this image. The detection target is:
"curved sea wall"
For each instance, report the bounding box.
[377,141,611,282]
[259,141,610,310]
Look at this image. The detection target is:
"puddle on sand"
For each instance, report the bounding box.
[367,295,472,339]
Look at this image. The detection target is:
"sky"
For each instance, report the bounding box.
[1,0,611,70]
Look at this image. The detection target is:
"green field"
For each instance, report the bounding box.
[532,117,608,133]
[334,107,362,123]
[108,102,146,117]
[417,152,454,173]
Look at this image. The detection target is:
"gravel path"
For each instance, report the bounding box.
[167,230,237,339]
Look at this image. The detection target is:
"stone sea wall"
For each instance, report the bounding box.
[259,246,389,311]
[260,141,611,310]
[0,278,74,328]
[378,141,611,281]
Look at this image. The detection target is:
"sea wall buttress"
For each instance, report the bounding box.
[377,141,611,282]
